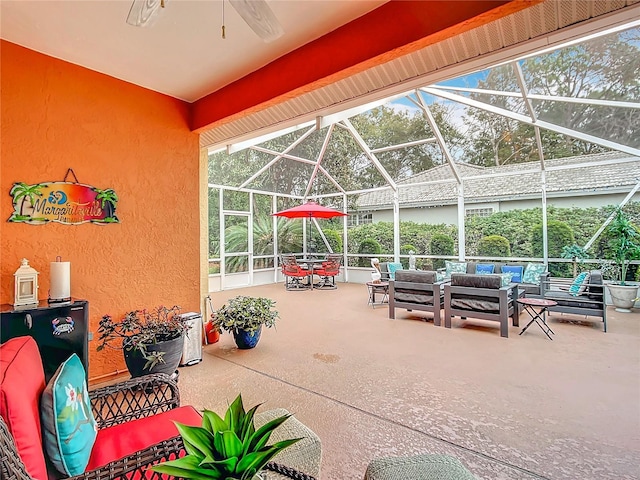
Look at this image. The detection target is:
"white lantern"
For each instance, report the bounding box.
[13,258,39,307]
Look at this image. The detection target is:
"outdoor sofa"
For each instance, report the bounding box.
[459,261,548,297]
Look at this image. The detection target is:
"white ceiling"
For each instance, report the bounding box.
[0,0,386,102]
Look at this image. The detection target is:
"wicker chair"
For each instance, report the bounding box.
[0,336,319,480]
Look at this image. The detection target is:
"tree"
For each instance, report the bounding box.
[464,30,638,167]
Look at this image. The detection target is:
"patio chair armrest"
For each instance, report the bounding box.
[89,373,180,428]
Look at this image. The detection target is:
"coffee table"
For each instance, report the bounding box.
[517,297,558,340]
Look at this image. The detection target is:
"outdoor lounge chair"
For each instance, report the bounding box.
[0,336,321,480]
[540,270,607,332]
[444,273,519,337]
[389,270,446,326]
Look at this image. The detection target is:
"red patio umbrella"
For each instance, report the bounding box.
[273,200,346,256]
[272,200,347,220]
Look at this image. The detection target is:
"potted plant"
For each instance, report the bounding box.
[212,296,278,349]
[150,394,301,479]
[604,208,640,312]
[97,305,190,377]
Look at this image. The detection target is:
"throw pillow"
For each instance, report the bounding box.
[445,261,467,278]
[569,271,590,296]
[498,272,514,287]
[522,263,546,285]
[387,262,403,281]
[475,264,495,275]
[501,265,523,283]
[41,354,97,476]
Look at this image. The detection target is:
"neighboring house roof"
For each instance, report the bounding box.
[356,152,640,210]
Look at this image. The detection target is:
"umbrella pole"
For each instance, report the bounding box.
[309,215,313,290]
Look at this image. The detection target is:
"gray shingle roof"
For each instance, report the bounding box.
[357,152,640,209]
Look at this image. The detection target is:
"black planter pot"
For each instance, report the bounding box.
[123,335,184,378]
[232,326,262,349]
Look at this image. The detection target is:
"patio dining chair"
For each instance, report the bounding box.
[281,254,311,290]
[314,254,342,289]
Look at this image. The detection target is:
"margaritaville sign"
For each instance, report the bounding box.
[8,181,119,225]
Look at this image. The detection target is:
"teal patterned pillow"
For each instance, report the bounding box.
[569,272,590,296]
[498,272,514,287]
[41,354,97,476]
[387,262,403,280]
[445,261,467,278]
[522,263,546,285]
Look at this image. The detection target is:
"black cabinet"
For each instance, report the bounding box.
[0,300,89,382]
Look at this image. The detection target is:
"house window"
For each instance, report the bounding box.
[348,213,372,227]
[466,207,494,218]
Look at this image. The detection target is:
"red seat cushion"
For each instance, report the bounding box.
[86,405,202,470]
[0,337,48,480]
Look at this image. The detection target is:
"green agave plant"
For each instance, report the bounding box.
[150,394,301,479]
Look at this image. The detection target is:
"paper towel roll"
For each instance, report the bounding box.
[50,261,71,300]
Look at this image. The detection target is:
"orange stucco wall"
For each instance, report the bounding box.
[0,41,200,380]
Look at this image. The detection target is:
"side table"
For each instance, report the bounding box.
[366,281,389,308]
[517,297,557,340]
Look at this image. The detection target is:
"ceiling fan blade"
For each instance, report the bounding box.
[126,0,166,27]
[229,0,284,43]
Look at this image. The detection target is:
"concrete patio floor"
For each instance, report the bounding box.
[179,282,640,480]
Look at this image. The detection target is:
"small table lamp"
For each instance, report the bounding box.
[13,258,39,307]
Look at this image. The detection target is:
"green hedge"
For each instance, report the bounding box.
[478,235,511,258]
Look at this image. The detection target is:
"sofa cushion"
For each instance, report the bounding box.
[0,337,48,480]
[522,263,546,285]
[450,297,500,312]
[475,263,495,274]
[545,290,602,309]
[86,405,202,470]
[451,273,501,289]
[41,354,97,476]
[501,265,523,283]
[395,292,436,305]
[519,283,541,295]
[586,270,604,299]
[395,270,436,283]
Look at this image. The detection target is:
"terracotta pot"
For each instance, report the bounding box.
[205,321,220,344]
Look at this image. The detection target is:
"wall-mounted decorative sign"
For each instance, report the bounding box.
[8,172,119,225]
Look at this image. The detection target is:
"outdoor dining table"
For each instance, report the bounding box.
[299,257,325,289]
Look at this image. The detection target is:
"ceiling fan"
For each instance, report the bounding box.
[126,0,284,43]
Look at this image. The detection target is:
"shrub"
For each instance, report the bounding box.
[358,238,382,267]
[477,235,511,258]
[312,228,343,253]
[532,220,574,276]
[430,234,454,270]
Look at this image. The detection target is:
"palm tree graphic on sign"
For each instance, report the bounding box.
[9,183,43,221]
[94,188,119,222]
